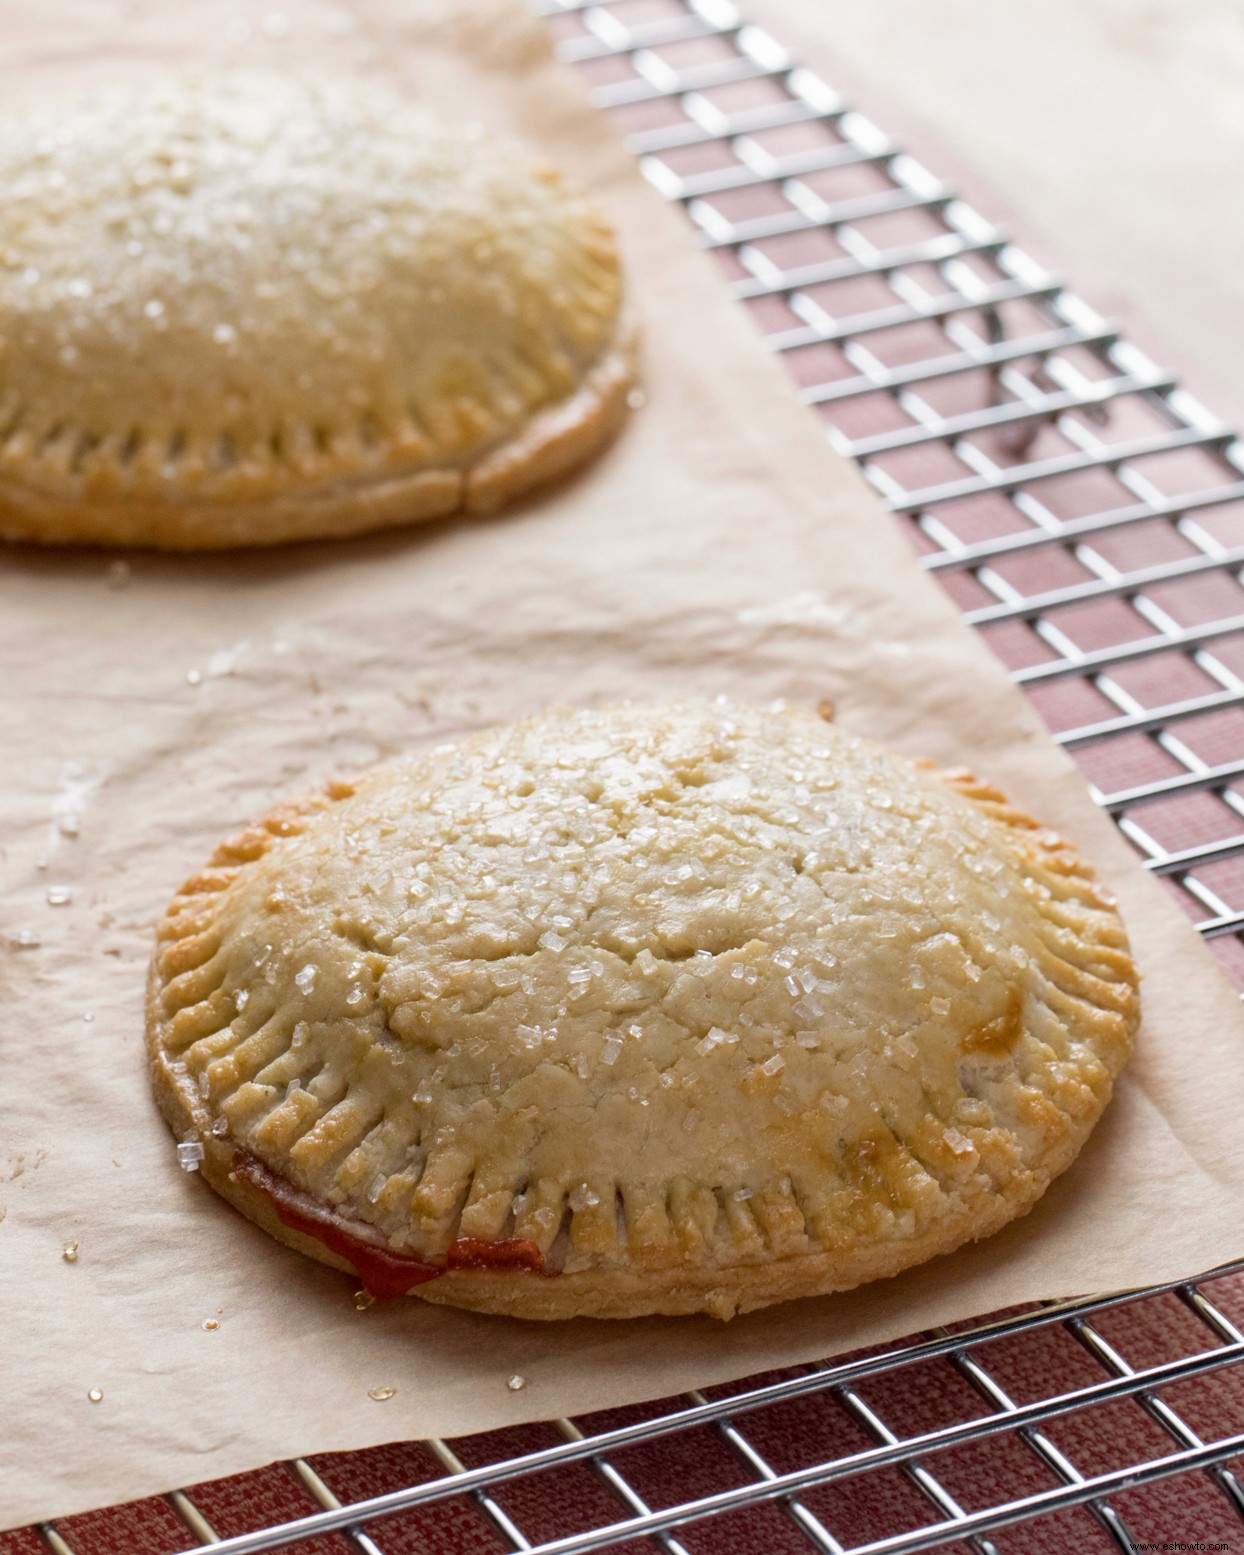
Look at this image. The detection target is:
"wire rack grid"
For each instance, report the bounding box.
[13,3,1244,1553]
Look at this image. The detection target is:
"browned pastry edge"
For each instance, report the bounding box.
[0,313,638,551]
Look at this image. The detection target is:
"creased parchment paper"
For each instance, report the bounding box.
[2,0,1243,1530]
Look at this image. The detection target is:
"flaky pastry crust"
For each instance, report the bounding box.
[147,702,1139,1319]
[0,73,637,549]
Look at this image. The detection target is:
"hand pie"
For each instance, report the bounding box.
[0,73,636,549]
[148,701,1138,1319]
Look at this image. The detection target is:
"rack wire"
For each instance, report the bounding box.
[16,2,1244,1552]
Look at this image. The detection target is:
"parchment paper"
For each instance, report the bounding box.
[3,0,1244,1530]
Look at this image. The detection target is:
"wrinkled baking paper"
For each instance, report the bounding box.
[2,0,1242,1530]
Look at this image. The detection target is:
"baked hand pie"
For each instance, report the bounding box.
[0,73,636,549]
[148,701,1138,1319]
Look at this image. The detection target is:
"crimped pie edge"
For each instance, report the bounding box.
[0,311,638,550]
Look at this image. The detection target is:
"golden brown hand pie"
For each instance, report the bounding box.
[148,702,1138,1319]
[0,73,636,549]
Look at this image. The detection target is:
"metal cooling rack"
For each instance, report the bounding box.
[24,3,1244,1552]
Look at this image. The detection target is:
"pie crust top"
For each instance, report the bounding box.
[0,73,635,548]
[148,701,1139,1319]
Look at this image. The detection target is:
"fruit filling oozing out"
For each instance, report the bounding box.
[234,1153,546,1299]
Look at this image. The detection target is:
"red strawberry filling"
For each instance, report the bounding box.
[233,1151,544,1299]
